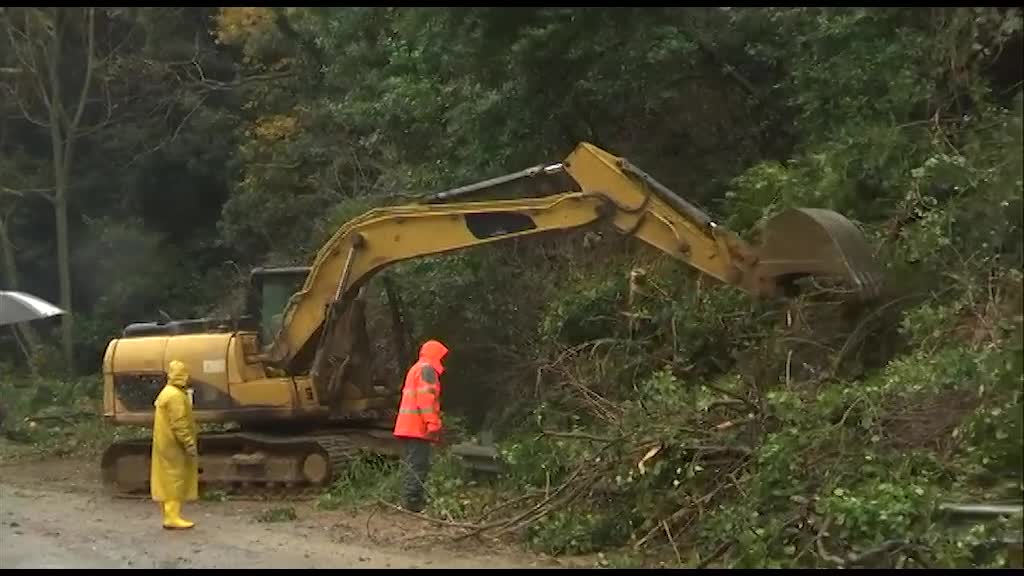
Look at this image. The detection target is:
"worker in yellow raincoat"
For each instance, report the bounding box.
[151,360,199,529]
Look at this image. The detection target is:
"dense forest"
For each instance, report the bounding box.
[1,7,1022,568]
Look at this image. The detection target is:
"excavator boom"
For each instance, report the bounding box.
[263,142,882,372]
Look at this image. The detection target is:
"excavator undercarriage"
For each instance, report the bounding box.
[102,428,399,499]
[99,142,882,499]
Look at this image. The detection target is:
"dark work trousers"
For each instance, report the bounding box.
[401,438,432,512]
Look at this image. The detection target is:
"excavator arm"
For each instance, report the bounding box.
[260,142,881,373]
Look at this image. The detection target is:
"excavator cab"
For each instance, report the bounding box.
[247,266,311,346]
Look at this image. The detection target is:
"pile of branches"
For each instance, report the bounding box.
[377,414,757,559]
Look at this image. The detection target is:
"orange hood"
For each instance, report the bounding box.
[419,340,449,375]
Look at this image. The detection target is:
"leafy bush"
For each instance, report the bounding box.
[0,368,145,461]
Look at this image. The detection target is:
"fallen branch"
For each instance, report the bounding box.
[540,430,616,443]
[365,503,380,544]
[376,498,482,530]
[830,293,921,376]
[456,443,614,541]
[845,540,911,567]
[704,399,747,412]
[663,520,683,566]
[697,541,733,568]
[815,517,845,566]
[634,481,729,550]
[474,471,588,539]
[679,443,753,456]
[475,490,544,523]
[701,381,756,408]
[496,471,598,536]
[726,470,748,498]
[26,411,94,423]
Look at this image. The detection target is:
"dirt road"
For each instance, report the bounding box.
[0,457,565,569]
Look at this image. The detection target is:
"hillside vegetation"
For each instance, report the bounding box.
[1,7,1021,568]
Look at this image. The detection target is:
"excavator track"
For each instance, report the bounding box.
[100,428,402,501]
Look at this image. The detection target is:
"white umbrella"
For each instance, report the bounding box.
[0,290,66,326]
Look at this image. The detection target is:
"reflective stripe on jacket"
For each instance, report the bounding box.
[393,361,442,441]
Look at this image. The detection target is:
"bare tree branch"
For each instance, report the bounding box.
[74,75,114,138]
[43,10,62,143]
[125,92,210,167]
[107,9,141,57]
[198,71,296,92]
[2,14,52,116]
[2,84,50,127]
[64,7,95,159]
[1,186,55,202]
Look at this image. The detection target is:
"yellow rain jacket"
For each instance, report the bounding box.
[150,360,199,502]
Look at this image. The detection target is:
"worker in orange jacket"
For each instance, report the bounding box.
[393,339,448,512]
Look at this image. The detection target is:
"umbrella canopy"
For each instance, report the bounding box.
[0,291,66,326]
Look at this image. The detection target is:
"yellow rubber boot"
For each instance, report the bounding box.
[162,501,195,530]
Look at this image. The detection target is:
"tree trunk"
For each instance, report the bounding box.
[55,173,72,370]
[40,10,76,372]
[0,214,41,363]
[46,7,95,374]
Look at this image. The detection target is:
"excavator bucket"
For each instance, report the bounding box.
[751,208,883,300]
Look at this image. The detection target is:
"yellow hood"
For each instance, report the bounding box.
[167,360,190,388]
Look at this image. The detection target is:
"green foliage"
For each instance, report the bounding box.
[527,508,631,556]
[822,479,934,545]
[0,368,145,460]
[317,453,401,510]
[957,392,1024,479]
[201,489,229,503]
[424,450,475,519]
[498,430,580,490]
[540,278,623,346]
[900,300,967,350]
[256,506,298,523]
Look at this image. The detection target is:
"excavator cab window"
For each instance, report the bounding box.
[247,267,311,344]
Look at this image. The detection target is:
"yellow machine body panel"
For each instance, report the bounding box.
[102,331,326,426]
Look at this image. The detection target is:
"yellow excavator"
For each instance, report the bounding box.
[100,142,882,497]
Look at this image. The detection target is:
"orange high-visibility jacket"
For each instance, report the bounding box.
[393,340,449,442]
